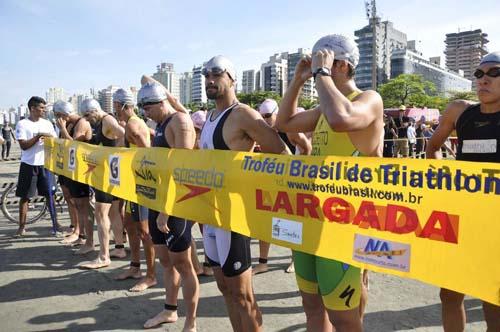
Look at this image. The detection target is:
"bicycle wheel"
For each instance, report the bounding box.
[1,183,47,224]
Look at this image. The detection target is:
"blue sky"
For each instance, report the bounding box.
[1,0,499,108]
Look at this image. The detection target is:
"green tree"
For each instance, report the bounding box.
[236,91,281,109]
[446,90,478,102]
[298,96,318,110]
[378,74,436,108]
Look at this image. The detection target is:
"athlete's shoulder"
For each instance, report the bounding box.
[233,103,260,119]
[444,99,476,120]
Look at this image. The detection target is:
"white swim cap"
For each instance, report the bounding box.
[312,34,360,68]
[480,51,500,65]
[113,88,135,106]
[137,82,167,107]
[80,98,102,115]
[258,99,278,115]
[191,111,207,130]
[53,100,74,115]
[202,55,236,81]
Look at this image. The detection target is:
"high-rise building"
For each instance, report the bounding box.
[46,87,66,104]
[391,48,472,97]
[98,85,120,113]
[152,62,180,99]
[241,70,256,94]
[261,52,288,96]
[178,72,193,106]
[445,29,489,87]
[191,65,207,104]
[255,70,261,91]
[288,48,316,100]
[355,19,407,90]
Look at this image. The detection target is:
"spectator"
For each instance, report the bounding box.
[407,121,417,158]
[393,105,410,157]
[383,115,398,157]
[2,122,16,160]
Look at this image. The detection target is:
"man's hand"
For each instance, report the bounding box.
[294,55,313,83]
[311,49,335,73]
[156,213,170,234]
[56,117,66,129]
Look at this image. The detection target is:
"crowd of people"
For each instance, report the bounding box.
[8,34,500,331]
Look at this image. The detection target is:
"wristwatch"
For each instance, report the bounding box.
[313,67,331,80]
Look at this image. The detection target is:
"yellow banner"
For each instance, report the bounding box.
[44,138,500,305]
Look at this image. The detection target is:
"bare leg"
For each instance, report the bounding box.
[300,292,333,332]
[253,241,270,275]
[80,202,111,269]
[129,220,156,292]
[115,213,142,280]
[483,301,500,332]
[326,307,362,332]
[359,270,369,321]
[15,198,29,236]
[74,196,93,254]
[212,267,242,331]
[109,200,126,258]
[440,288,466,332]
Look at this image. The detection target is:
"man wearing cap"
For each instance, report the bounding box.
[138,82,199,331]
[254,98,312,275]
[53,101,85,243]
[80,92,127,269]
[426,51,500,332]
[112,89,157,292]
[276,34,383,332]
[59,98,94,254]
[14,96,57,237]
[199,55,288,332]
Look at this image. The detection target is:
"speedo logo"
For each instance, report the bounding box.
[173,167,224,189]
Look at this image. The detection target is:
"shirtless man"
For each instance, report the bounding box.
[276,34,384,332]
[200,55,288,332]
[137,82,199,332]
[61,99,94,254]
[426,51,500,332]
[80,91,127,269]
[113,91,157,292]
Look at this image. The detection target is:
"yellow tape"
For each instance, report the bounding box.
[44,138,500,305]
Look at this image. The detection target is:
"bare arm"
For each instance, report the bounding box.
[425,100,471,159]
[315,77,382,131]
[18,135,42,150]
[103,116,125,140]
[73,119,92,142]
[127,120,150,148]
[239,106,288,154]
[287,132,312,155]
[170,113,195,149]
[276,56,320,133]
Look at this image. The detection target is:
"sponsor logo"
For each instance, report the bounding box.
[68,147,76,171]
[271,217,303,245]
[173,167,225,209]
[339,285,355,308]
[352,234,411,272]
[56,144,64,169]
[136,184,157,200]
[135,156,157,184]
[82,152,98,175]
[109,155,120,186]
[233,261,242,271]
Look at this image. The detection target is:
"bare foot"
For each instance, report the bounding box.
[13,228,26,238]
[252,263,268,275]
[74,245,94,255]
[143,309,178,329]
[80,258,111,269]
[182,321,197,332]
[60,233,79,244]
[114,268,142,281]
[285,261,295,273]
[109,248,126,259]
[129,276,157,292]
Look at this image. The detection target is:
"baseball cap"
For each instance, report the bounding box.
[191,111,207,130]
[113,88,135,106]
[53,100,74,115]
[479,51,500,66]
[312,34,360,68]
[202,55,236,81]
[258,99,278,115]
[80,98,102,115]
[137,82,167,107]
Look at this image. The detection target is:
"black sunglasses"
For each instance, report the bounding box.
[473,67,500,79]
[262,113,274,119]
[137,101,161,108]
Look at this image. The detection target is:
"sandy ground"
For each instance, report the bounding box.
[0,145,488,331]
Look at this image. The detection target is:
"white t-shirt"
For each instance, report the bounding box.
[15,118,56,166]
